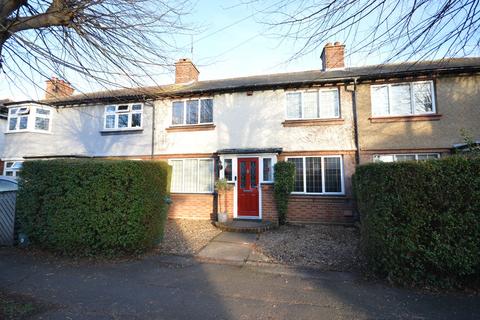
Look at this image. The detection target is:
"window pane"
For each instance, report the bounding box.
[240,161,247,189]
[200,99,213,123]
[12,162,23,169]
[286,93,301,119]
[117,105,129,112]
[199,159,213,192]
[414,82,433,113]
[303,91,318,118]
[263,158,272,181]
[19,117,28,129]
[35,117,49,130]
[320,89,339,118]
[106,105,116,112]
[36,108,50,115]
[417,153,439,161]
[9,108,17,115]
[131,113,141,127]
[325,157,342,193]
[390,84,412,115]
[371,86,389,116]
[250,161,257,188]
[395,155,416,162]
[172,101,184,125]
[171,160,183,192]
[306,157,322,193]
[183,159,198,193]
[132,104,142,111]
[118,114,128,128]
[374,155,394,162]
[224,159,232,181]
[186,100,199,124]
[5,171,13,176]
[105,115,115,128]
[287,158,304,192]
[9,118,17,130]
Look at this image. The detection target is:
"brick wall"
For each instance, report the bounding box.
[286,195,354,223]
[261,184,278,223]
[168,193,215,220]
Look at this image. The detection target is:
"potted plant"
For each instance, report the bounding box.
[215,178,230,223]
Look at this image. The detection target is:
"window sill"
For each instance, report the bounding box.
[369,114,442,123]
[290,194,349,199]
[100,128,143,135]
[282,118,344,127]
[166,124,216,132]
[5,130,52,134]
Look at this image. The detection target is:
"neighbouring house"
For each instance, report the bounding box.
[1,43,479,224]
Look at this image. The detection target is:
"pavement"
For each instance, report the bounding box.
[1,245,480,319]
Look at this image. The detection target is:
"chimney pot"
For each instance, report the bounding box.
[45,77,74,100]
[321,42,345,71]
[175,58,199,84]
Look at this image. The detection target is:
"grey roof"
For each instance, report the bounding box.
[6,57,480,106]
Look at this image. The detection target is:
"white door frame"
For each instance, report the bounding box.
[219,153,277,220]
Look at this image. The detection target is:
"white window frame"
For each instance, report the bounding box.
[6,104,53,133]
[3,161,23,177]
[373,153,440,162]
[222,158,234,182]
[285,88,340,120]
[168,158,215,194]
[370,80,436,117]
[261,157,274,183]
[103,103,143,130]
[286,155,344,195]
[171,97,214,126]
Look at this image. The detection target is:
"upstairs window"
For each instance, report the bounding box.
[371,81,435,117]
[172,98,213,125]
[7,105,52,132]
[286,88,339,120]
[104,103,143,130]
[4,161,23,177]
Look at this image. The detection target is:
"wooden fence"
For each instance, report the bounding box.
[0,191,16,246]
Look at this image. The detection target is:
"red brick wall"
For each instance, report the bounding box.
[286,195,354,223]
[168,193,215,220]
[261,184,278,223]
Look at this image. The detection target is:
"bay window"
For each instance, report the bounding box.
[286,88,339,120]
[287,156,343,194]
[170,159,214,193]
[104,103,143,130]
[7,105,52,132]
[172,98,213,125]
[371,81,435,117]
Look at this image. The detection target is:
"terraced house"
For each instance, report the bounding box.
[1,43,479,224]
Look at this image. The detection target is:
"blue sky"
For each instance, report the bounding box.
[1,0,478,101]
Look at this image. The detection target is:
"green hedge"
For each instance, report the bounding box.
[16,159,172,256]
[273,161,296,225]
[353,156,480,287]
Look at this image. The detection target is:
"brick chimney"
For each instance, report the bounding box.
[321,42,345,71]
[45,77,75,99]
[175,58,199,84]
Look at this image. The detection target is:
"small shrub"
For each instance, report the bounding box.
[273,161,295,225]
[16,159,172,256]
[353,156,480,288]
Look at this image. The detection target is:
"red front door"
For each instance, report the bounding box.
[237,158,260,217]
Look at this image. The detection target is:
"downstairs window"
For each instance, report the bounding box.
[169,158,214,193]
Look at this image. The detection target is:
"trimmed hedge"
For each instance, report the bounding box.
[353,156,480,287]
[273,161,296,225]
[16,159,172,256]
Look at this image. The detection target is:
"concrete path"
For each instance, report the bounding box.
[1,248,480,319]
[196,232,259,264]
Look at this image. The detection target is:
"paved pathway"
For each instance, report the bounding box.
[196,232,262,264]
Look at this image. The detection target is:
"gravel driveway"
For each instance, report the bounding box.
[157,219,222,255]
[254,224,363,271]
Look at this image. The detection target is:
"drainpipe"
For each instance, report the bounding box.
[150,99,155,160]
[351,78,360,165]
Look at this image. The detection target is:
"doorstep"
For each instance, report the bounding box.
[213,220,276,233]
